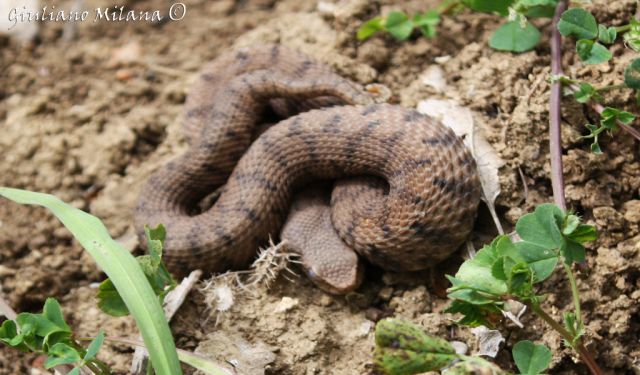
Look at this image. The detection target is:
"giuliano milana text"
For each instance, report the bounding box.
[6,4,187,30]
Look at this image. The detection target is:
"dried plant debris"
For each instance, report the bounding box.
[201,239,299,317]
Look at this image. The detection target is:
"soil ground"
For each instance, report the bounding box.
[1,0,639,374]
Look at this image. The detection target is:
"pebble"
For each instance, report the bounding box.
[318,294,333,307]
[275,296,299,313]
[377,286,393,301]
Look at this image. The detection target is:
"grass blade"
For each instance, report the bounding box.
[0,187,182,375]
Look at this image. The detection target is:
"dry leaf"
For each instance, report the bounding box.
[470,326,505,358]
[420,65,448,93]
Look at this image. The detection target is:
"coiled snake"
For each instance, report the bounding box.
[134,45,481,294]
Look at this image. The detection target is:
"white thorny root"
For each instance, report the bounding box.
[200,238,300,323]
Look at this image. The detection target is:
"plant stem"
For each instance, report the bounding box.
[563,262,582,322]
[614,24,632,33]
[91,358,113,374]
[548,4,605,374]
[83,360,102,374]
[526,301,603,375]
[596,83,627,92]
[549,0,567,210]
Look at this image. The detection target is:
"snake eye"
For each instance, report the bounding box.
[306,268,318,281]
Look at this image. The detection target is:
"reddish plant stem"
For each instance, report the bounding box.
[526,302,604,375]
[549,0,567,210]
[548,3,605,375]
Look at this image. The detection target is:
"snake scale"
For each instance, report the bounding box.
[134,45,481,294]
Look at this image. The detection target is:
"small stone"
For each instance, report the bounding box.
[318,294,333,307]
[450,341,468,355]
[377,287,394,301]
[275,296,299,313]
[365,307,383,322]
[115,69,135,81]
[365,307,393,323]
[354,321,373,337]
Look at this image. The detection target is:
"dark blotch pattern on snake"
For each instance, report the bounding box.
[134,45,481,293]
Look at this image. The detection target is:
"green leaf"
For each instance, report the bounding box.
[43,331,73,353]
[597,24,617,44]
[562,214,580,235]
[557,8,598,39]
[517,0,558,18]
[599,107,635,128]
[576,39,612,64]
[0,188,183,375]
[508,262,534,297]
[385,11,414,40]
[445,300,503,327]
[495,235,525,261]
[567,224,597,242]
[44,343,82,369]
[462,0,514,16]
[624,19,640,52]
[561,238,586,264]
[617,111,636,124]
[600,108,619,129]
[450,245,508,297]
[413,11,440,38]
[84,330,105,362]
[98,225,175,317]
[97,279,130,317]
[624,59,640,89]
[145,225,166,263]
[563,312,584,346]
[447,287,500,305]
[374,318,458,374]
[42,299,71,334]
[0,320,29,352]
[573,82,598,103]
[516,204,564,249]
[513,340,552,374]
[489,21,541,52]
[601,106,619,119]
[13,315,38,349]
[491,257,509,281]
[589,137,603,154]
[491,236,527,283]
[357,17,384,41]
[14,303,72,353]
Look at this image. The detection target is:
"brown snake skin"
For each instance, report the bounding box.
[135,45,481,293]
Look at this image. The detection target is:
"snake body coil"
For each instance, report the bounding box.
[135,45,481,290]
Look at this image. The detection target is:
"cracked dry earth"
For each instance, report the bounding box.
[0,0,639,374]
